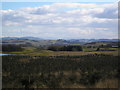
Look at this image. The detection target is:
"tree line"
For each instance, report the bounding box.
[2,44,23,52]
[48,45,83,51]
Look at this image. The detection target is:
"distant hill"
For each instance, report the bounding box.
[1,37,119,47]
[2,37,119,42]
[68,39,119,42]
[2,37,44,40]
[20,37,43,40]
[2,37,19,40]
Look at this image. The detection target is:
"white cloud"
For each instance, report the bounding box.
[51,3,113,9]
[4,21,21,26]
[1,3,118,39]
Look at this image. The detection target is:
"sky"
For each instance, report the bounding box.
[1,0,118,2]
[0,2,118,39]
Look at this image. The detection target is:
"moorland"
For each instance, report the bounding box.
[1,37,119,88]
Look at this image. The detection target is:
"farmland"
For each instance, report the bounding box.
[1,45,119,56]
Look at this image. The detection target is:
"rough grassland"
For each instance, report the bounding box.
[10,50,118,56]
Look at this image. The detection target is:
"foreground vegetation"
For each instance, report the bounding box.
[2,54,119,88]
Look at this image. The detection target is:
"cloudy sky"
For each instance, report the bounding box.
[0,2,118,39]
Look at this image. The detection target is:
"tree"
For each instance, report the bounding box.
[2,44,23,52]
[96,47,100,51]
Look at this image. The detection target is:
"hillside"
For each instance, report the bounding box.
[1,37,119,47]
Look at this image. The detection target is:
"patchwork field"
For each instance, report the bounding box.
[3,46,119,56]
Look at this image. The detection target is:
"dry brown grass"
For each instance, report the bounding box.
[50,51,118,56]
[63,84,86,88]
[94,79,118,88]
[19,58,29,62]
[63,79,118,88]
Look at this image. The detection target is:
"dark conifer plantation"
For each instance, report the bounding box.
[2,54,119,88]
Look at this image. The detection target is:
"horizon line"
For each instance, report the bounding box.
[1,36,119,40]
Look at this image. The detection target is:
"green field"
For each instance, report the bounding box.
[3,46,118,56]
